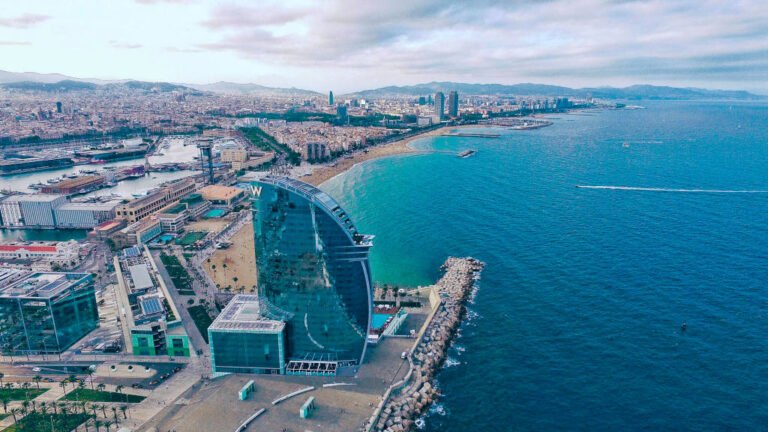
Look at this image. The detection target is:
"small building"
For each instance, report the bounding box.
[0,271,99,355]
[112,217,162,247]
[209,295,286,375]
[199,185,245,208]
[40,175,105,195]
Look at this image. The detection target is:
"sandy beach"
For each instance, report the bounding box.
[303,126,446,186]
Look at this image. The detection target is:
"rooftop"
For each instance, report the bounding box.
[57,201,120,211]
[209,294,285,333]
[0,272,90,299]
[5,194,65,203]
[199,185,244,200]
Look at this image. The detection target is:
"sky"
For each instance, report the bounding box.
[0,0,766,94]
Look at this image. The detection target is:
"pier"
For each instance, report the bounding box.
[441,132,500,138]
[366,257,485,432]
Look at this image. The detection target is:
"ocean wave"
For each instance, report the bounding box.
[444,356,461,367]
[576,185,768,193]
[429,403,448,416]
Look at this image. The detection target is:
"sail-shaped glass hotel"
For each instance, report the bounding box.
[210,176,373,376]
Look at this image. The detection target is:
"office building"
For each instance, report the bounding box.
[209,295,286,375]
[0,271,99,355]
[115,178,196,222]
[434,92,445,120]
[448,91,459,118]
[249,176,373,375]
[114,246,189,357]
[112,218,162,247]
[329,91,334,106]
[336,104,349,124]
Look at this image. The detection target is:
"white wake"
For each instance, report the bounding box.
[576,185,768,193]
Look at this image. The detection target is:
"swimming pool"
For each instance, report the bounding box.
[205,209,226,218]
[371,313,392,330]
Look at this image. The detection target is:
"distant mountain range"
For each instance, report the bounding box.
[0,70,319,96]
[351,81,764,100]
[185,81,321,96]
[0,70,763,100]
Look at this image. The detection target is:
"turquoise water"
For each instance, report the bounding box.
[372,313,392,330]
[323,101,768,430]
[205,209,226,218]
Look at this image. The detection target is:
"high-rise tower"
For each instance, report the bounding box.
[434,92,445,120]
[448,91,459,118]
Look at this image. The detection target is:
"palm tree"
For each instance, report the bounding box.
[9,407,20,425]
[97,383,106,393]
[111,406,118,423]
[99,403,107,417]
[103,420,114,432]
[51,400,58,414]
[94,420,103,432]
[21,382,31,400]
[60,403,70,417]
[119,405,128,419]
[21,400,29,414]
[90,403,100,418]
[115,384,125,402]
[59,379,68,393]
[86,369,96,390]
[39,401,47,415]
[32,375,42,390]
[0,372,4,386]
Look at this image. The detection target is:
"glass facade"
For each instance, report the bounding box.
[250,177,373,366]
[0,273,98,355]
[209,329,285,374]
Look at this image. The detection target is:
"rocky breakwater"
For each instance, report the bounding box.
[372,257,485,432]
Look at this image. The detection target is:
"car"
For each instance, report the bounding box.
[149,380,159,386]
[32,367,41,372]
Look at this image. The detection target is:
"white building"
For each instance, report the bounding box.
[55,201,120,229]
[1,195,67,228]
[0,240,81,267]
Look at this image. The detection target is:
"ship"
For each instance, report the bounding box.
[458,149,477,158]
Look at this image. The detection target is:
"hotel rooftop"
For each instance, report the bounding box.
[209,295,285,333]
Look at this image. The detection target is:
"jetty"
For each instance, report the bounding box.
[366,257,485,432]
[441,132,500,138]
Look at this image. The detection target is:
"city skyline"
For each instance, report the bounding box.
[1,0,766,94]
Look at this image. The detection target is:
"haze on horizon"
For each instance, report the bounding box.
[0,0,766,94]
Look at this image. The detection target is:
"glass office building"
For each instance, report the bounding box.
[0,272,99,355]
[249,176,373,371]
[209,295,286,375]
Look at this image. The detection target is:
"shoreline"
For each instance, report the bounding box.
[302,127,448,187]
[367,257,485,432]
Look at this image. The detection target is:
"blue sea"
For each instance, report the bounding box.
[322,101,768,431]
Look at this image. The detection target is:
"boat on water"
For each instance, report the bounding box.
[458,149,477,158]
[623,141,630,148]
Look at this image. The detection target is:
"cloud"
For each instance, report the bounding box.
[109,41,143,49]
[0,40,31,46]
[196,0,768,87]
[0,13,50,29]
